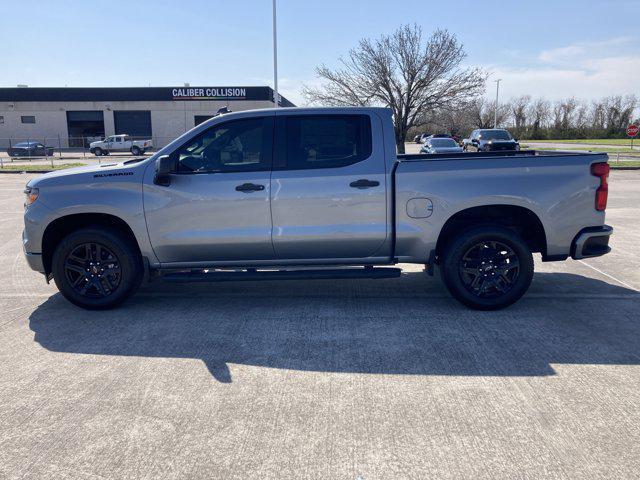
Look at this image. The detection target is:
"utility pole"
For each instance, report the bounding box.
[272,0,279,108]
[494,79,502,128]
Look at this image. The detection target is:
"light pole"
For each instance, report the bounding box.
[272,0,279,108]
[494,79,501,128]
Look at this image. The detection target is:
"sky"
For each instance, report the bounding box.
[1,0,638,106]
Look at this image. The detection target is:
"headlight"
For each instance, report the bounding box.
[24,187,39,207]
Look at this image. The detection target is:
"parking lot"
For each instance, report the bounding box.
[1,171,639,479]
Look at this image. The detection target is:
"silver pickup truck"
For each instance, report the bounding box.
[22,107,612,310]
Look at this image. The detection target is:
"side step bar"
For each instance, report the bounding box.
[161,267,402,283]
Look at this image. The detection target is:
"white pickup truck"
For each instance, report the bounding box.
[89,134,152,156]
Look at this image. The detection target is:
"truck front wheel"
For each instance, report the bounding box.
[51,227,143,310]
[440,225,534,310]
[94,148,103,156]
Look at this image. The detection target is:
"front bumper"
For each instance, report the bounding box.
[571,225,613,259]
[24,252,45,273]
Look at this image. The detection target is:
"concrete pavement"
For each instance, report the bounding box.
[1,172,639,479]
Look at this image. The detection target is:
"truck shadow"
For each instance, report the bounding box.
[29,272,640,383]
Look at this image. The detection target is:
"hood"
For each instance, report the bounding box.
[89,140,102,147]
[27,158,152,188]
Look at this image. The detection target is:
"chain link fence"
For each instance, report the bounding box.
[0,135,178,169]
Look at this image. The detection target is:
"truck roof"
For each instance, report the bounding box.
[213,106,392,117]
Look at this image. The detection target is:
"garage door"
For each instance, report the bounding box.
[66,110,105,147]
[113,111,152,138]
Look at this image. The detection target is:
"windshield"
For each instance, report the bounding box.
[480,130,512,140]
[429,139,458,147]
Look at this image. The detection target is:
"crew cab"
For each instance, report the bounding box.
[89,134,152,156]
[463,129,520,152]
[23,107,612,310]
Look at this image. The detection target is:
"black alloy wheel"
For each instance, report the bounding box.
[439,225,534,310]
[459,240,519,298]
[64,242,122,298]
[52,227,143,309]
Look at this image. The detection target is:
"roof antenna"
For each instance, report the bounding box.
[216,106,231,116]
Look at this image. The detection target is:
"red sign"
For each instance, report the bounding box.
[627,124,639,137]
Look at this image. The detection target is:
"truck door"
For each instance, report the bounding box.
[113,136,124,151]
[103,136,114,152]
[143,115,275,264]
[270,113,388,260]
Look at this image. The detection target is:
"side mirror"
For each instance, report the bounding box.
[154,155,177,186]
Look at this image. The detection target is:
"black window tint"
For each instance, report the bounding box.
[283,115,371,169]
[176,118,272,174]
[21,115,35,124]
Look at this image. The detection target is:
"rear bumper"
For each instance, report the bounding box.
[571,225,613,260]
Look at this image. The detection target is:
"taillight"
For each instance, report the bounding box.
[591,162,609,211]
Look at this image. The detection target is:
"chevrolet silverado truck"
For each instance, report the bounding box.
[22,107,612,310]
[89,134,152,156]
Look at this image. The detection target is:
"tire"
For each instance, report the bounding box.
[94,148,103,156]
[131,146,141,156]
[439,225,534,310]
[52,227,143,310]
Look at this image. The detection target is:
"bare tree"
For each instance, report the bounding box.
[510,95,531,131]
[528,98,550,138]
[467,98,509,129]
[303,25,486,152]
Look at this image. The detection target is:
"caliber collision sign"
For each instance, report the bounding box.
[171,87,247,100]
[627,124,639,137]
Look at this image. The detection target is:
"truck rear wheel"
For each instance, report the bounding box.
[440,225,533,310]
[51,227,143,310]
[131,146,141,156]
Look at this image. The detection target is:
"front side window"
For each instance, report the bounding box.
[176,117,272,174]
[21,115,35,124]
[281,115,372,170]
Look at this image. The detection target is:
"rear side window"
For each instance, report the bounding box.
[280,115,372,170]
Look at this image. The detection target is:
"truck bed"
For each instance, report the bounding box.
[392,149,608,262]
[397,149,597,162]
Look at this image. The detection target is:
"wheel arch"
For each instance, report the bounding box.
[41,213,142,276]
[435,204,547,261]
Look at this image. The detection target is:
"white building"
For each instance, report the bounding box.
[0,86,294,148]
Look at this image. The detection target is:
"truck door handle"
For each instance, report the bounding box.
[235,183,265,192]
[349,179,380,189]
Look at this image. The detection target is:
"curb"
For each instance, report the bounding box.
[0,170,56,174]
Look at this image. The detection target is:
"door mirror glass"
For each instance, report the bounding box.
[154,155,177,186]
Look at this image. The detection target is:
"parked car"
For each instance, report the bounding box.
[413,134,423,143]
[418,133,431,143]
[89,134,152,156]
[420,137,464,154]
[23,107,612,311]
[463,129,520,152]
[7,142,54,157]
